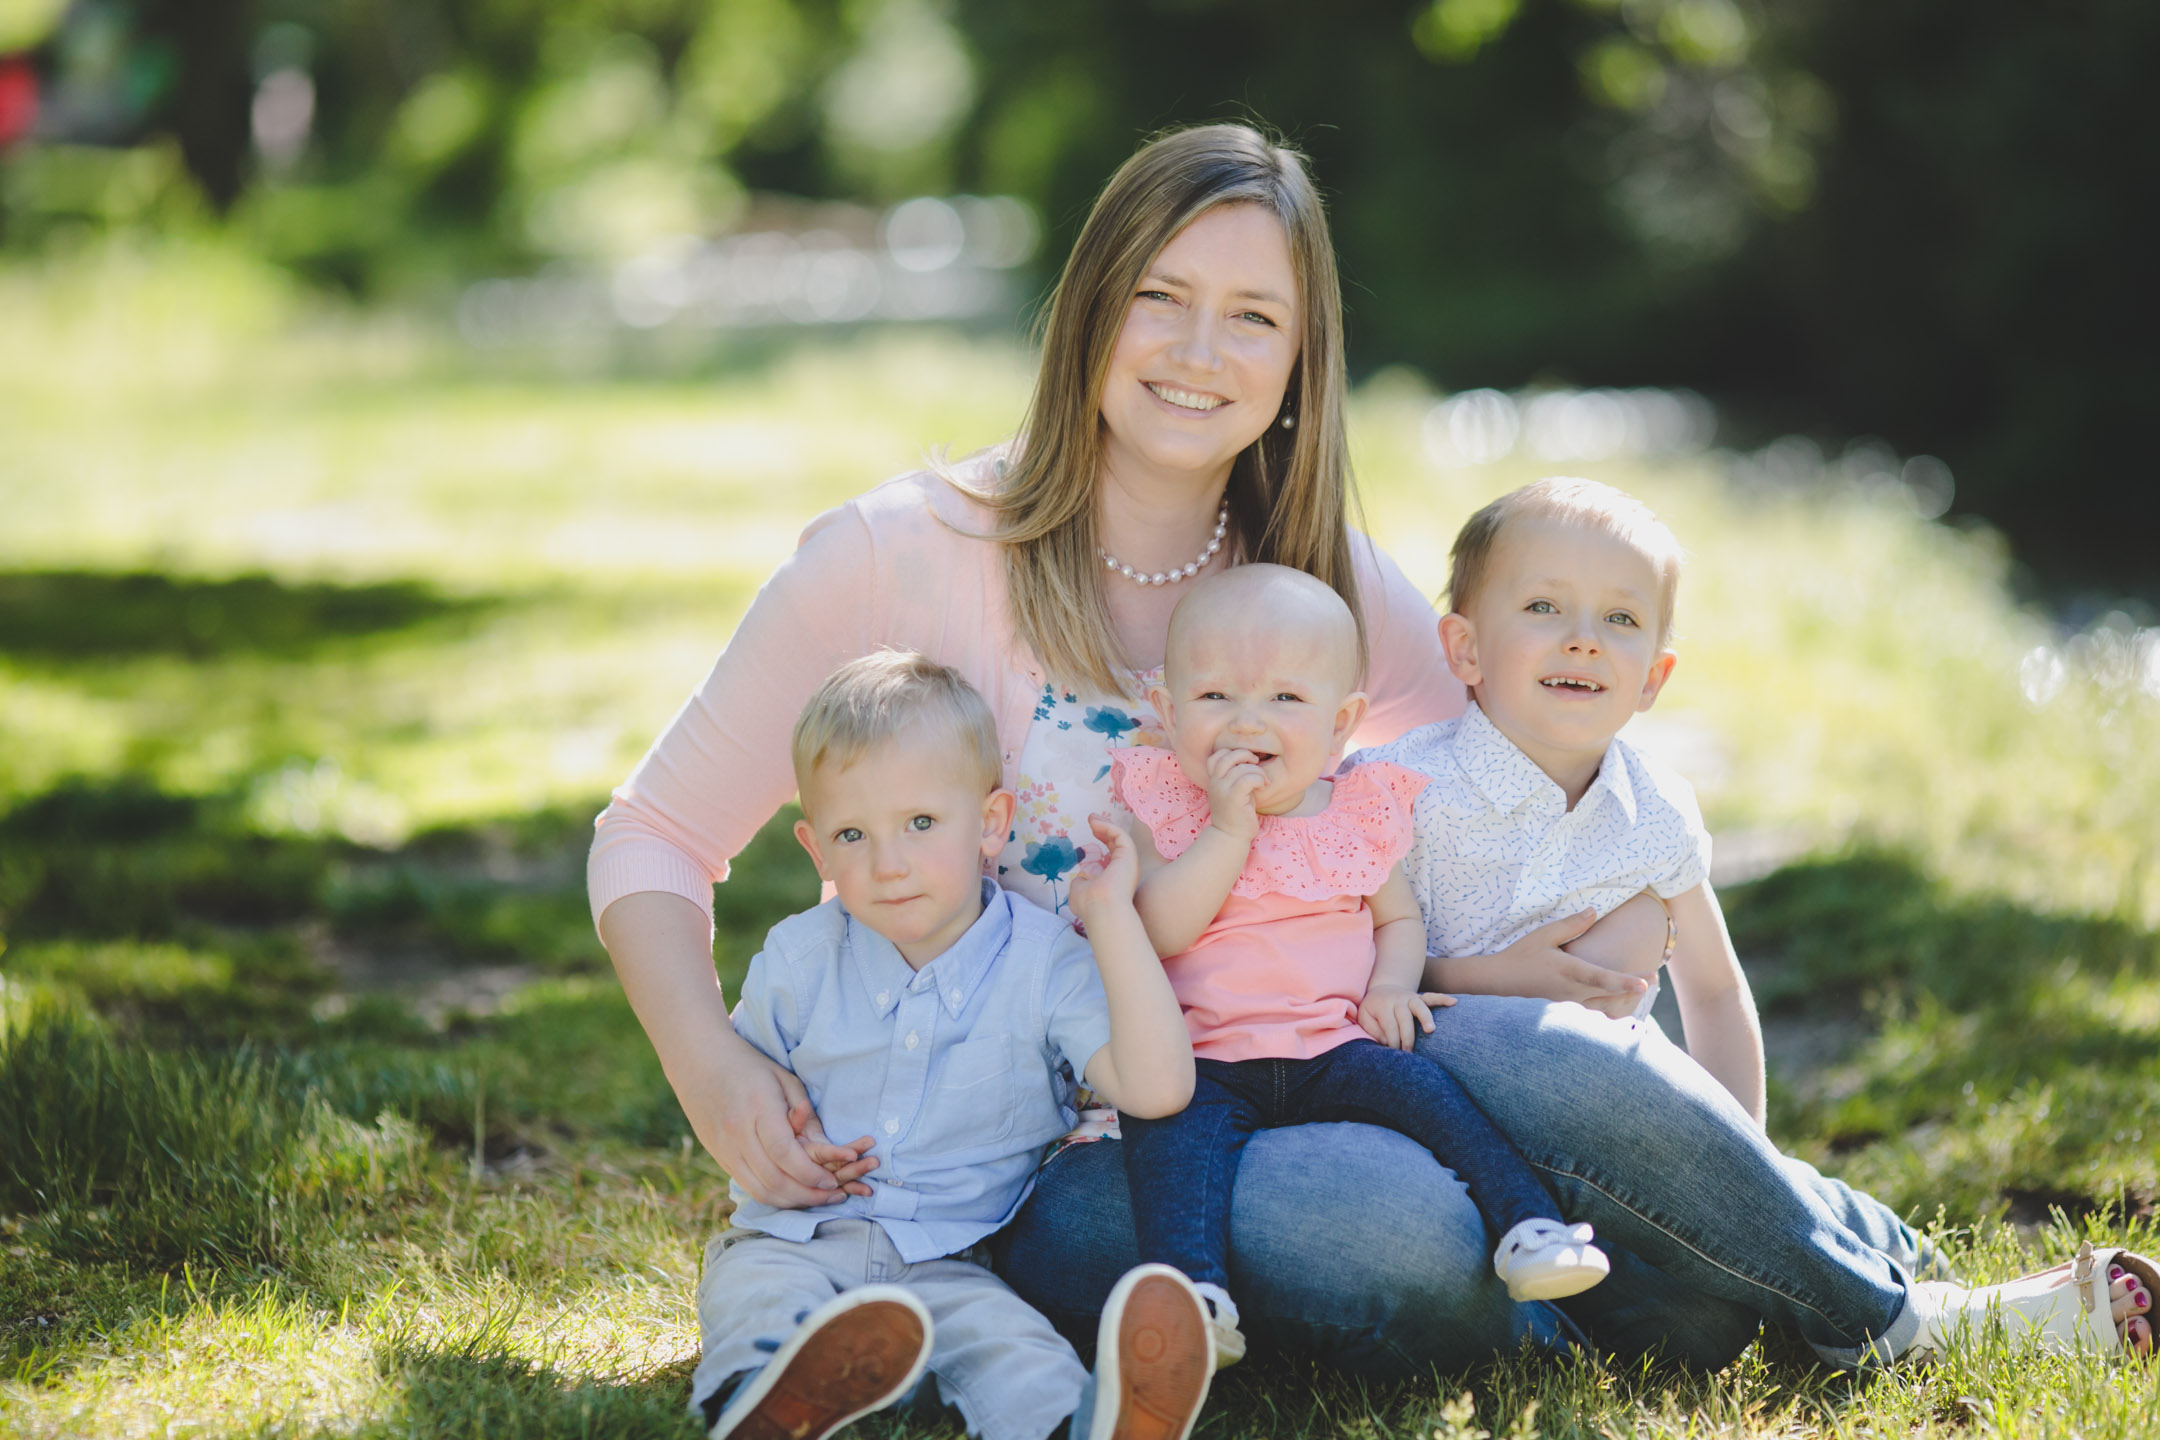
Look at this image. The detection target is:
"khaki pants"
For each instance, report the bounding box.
[693,1218,1087,1440]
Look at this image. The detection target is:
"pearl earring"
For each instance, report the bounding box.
[1280,410,1296,430]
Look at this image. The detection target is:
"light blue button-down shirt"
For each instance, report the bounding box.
[727,881,1114,1263]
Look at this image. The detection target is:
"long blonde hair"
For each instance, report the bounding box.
[958,123,1364,694]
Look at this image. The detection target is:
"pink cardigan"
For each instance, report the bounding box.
[586,464,1467,928]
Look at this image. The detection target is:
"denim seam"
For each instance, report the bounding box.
[1531,1158,1889,1343]
[1287,1318,1422,1375]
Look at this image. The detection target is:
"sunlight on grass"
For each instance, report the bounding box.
[5,243,2153,921]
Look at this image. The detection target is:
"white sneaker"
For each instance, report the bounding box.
[1088,1264,1214,1440]
[709,1286,932,1440]
[1493,1219,1610,1302]
[1190,1282,1248,1369]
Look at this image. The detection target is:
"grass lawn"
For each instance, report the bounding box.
[3,240,2157,1436]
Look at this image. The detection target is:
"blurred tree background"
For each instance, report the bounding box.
[2,0,2153,593]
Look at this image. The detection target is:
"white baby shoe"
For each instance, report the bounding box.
[1493,1219,1611,1302]
[1191,1281,1248,1369]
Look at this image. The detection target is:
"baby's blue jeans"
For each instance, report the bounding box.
[1121,1041,1558,1291]
[995,996,1929,1374]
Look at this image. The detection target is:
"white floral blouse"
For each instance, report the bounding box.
[991,668,1167,1152]
[992,667,1167,920]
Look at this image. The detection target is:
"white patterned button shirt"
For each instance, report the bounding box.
[1347,701,1711,1017]
[727,881,1113,1263]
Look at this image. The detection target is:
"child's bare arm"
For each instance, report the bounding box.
[1357,864,1457,1050]
[1070,816,1195,1119]
[1559,890,1671,1018]
[1663,881,1765,1123]
[1366,864,1432,994]
[1563,891,1668,979]
[1130,748,1264,957]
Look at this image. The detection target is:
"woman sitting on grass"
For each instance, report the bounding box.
[588,121,2156,1404]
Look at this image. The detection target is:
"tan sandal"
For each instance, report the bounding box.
[1913,1241,2159,1359]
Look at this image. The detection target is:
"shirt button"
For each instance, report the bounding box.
[876,991,890,1007]
[905,1031,919,1049]
[884,1119,899,1135]
[949,988,962,1004]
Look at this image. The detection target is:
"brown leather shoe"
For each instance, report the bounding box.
[1088,1265,1214,1440]
[711,1286,933,1440]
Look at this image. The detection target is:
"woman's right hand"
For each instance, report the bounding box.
[706,1037,873,1207]
[599,890,863,1210]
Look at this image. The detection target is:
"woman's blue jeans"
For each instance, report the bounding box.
[1122,1044,1558,1291]
[992,997,1928,1377]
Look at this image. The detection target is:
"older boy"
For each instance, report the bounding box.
[1352,477,1764,1118]
[697,652,1213,1440]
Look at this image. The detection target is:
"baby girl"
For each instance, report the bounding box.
[1109,563,1607,1362]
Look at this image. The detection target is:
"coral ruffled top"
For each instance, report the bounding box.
[1110,747,1430,1062]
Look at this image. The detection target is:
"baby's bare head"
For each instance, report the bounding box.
[1448,478,1684,647]
[1164,564,1362,698]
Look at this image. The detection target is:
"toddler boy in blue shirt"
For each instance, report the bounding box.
[695,651,1215,1440]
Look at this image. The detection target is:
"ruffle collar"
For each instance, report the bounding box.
[1109,746,1428,901]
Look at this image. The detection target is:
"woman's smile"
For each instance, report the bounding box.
[1144,381,1228,413]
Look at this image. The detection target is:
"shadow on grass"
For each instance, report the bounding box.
[0,569,491,663]
[346,1347,703,1440]
[0,779,618,1007]
[336,1342,1891,1440]
[1724,846,2159,1014]
[1728,846,2160,1219]
[0,772,819,997]
[1,777,339,945]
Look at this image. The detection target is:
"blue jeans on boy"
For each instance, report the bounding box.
[1120,1041,1556,1291]
[996,997,1932,1375]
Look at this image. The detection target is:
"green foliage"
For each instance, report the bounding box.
[2,936,327,1045]
[9,3,2158,582]
[1723,852,2160,1219]
[0,780,335,941]
[0,570,485,662]
[0,992,443,1268]
[711,802,823,986]
[325,806,611,975]
[1727,847,2159,1012]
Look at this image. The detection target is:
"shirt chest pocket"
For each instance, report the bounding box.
[932,1035,1017,1146]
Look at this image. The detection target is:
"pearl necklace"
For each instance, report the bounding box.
[1100,500,1230,587]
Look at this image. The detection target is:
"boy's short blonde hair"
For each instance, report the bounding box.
[1447,477,1685,647]
[791,651,1003,804]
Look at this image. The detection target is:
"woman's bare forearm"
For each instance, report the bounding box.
[599,890,742,1130]
[598,890,842,1201]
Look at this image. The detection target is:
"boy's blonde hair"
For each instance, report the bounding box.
[791,651,1003,805]
[1448,477,1685,647]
